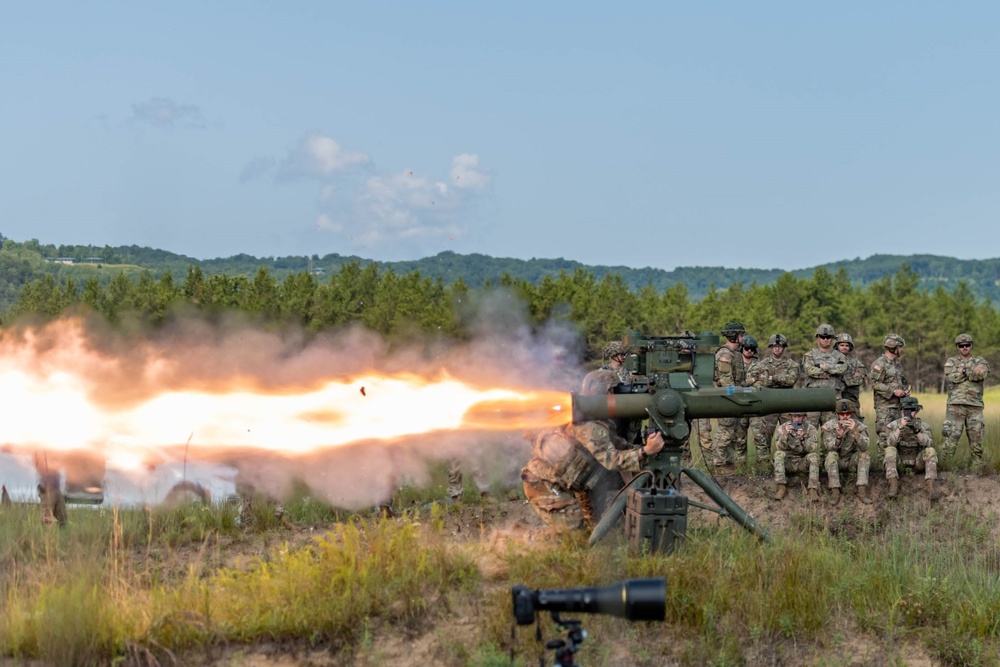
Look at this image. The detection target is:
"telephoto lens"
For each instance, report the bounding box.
[511,578,666,623]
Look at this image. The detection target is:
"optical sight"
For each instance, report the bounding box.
[511,578,666,625]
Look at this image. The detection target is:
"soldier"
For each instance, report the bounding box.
[835,333,867,420]
[38,472,68,527]
[747,333,800,467]
[520,369,665,533]
[800,324,848,428]
[884,396,940,500]
[710,321,748,467]
[821,399,873,505]
[773,411,822,502]
[602,341,631,384]
[941,333,992,465]
[871,334,910,450]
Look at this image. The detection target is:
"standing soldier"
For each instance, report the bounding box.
[710,321,747,468]
[884,397,940,500]
[733,335,759,465]
[747,333,800,467]
[835,333,868,420]
[602,341,631,384]
[941,333,992,466]
[601,340,643,444]
[800,324,848,428]
[772,411,822,502]
[871,334,910,450]
[821,399,873,505]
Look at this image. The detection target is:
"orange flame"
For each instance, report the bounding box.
[0,319,571,470]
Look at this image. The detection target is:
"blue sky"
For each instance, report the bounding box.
[2,3,999,271]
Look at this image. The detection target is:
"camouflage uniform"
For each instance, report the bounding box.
[836,334,868,419]
[800,348,847,428]
[871,350,907,448]
[521,421,644,533]
[821,414,871,491]
[885,416,938,482]
[747,351,799,464]
[773,419,821,489]
[710,344,747,465]
[941,336,991,461]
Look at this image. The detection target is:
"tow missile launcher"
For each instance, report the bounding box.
[573,331,835,554]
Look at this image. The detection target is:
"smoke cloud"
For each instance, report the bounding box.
[0,293,584,509]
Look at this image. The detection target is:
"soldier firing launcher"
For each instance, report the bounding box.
[572,331,835,553]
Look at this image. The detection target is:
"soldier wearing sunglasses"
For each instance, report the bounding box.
[942,333,992,466]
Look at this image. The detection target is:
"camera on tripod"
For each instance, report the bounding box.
[511,578,665,666]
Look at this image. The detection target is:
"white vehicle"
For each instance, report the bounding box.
[0,449,239,509]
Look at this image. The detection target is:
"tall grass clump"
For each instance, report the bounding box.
[141,508,479,652]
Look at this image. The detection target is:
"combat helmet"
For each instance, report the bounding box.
[900,396,922,411]
[767,333,788,348]
[815,323,836,338]
[835,399,853,414]
[604,341,628,359]
[742,335,758,352]
[581,369,620,396]
[721,321,746,342]
[955,333,974,346]
[834,333,854,350]
[883,334,905,349]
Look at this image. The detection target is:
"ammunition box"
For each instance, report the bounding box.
[625,488,688,554]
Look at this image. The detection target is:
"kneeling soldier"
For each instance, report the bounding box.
[773,411,821,501]
[884,396,940,500]
[821,399,872,505]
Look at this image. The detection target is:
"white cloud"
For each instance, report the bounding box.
[276,133,370,181]
[246,134,491,254]
[130,97,206,129]
[449,154,491,190]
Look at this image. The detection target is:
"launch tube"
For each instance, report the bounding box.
[571,387,836,423]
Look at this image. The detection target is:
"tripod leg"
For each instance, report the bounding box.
[683,467,770,542]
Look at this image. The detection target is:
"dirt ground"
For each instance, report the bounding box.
[160,470,1000,667]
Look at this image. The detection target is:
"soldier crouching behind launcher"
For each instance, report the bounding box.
[772,411,821,502]
[520,370,665,533]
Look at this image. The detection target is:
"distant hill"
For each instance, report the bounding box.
[2,235,999,314]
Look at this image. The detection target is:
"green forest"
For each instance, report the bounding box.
[3,230,997,394]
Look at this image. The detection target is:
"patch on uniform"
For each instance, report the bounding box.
[872,364,882,372]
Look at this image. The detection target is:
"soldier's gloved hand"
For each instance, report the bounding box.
[643,431,665,456]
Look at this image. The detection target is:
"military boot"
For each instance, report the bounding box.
[807,487,820,503]
[857,484,873,505]
[887,478,899,498]
[926,479,941,501]
[829,487,841,506]
[773,483,786,501]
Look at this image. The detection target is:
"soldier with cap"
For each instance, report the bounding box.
[884,396,940,500]
[942,333,992,465]
[821,399,873,505]
[871,334,910,450]
[800,324,848,428]
[835,333,867,419]
[520,369,665,533]
[747,333,800,467]
[710,321,748,467]
[773,411,822,502]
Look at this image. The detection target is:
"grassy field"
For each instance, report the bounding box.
[3,392,1000,666]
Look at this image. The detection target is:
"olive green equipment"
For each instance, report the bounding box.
[573,331,836,554]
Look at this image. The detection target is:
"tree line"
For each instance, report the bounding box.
[6,235,1000,306]
[5,262,997,393]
